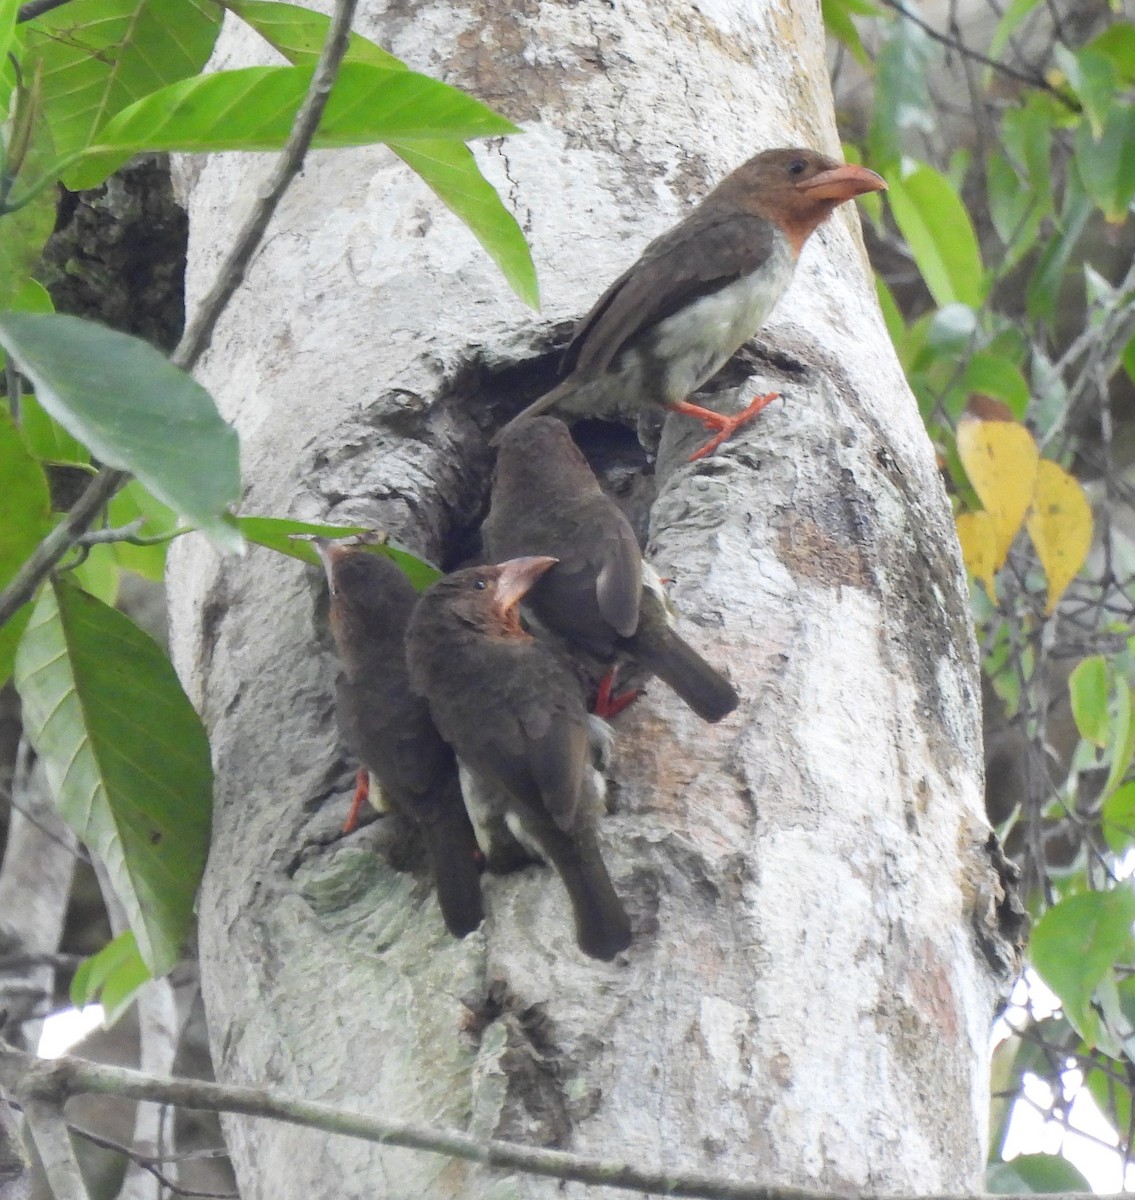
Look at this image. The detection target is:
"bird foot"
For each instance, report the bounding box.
[594,668,640,719]
[342,767,369,834]
[669,391,780,460]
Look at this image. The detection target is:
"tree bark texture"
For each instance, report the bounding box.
[168,2,1016,1196]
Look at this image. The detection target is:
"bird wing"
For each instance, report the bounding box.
[593,518,642,638]
[564,209,779,378]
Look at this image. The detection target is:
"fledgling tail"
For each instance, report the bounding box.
[421,808,485,938]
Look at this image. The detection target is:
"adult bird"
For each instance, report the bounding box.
[316,540,484,939]
[484,416,739,722]
[406,556,632,961]
[495,147,885,459]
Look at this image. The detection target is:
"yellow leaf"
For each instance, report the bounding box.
[956,417,1039,567]
[1026,460,1094,614]
[956,510,999,598]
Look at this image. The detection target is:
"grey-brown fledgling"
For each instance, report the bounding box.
[406,556,632,961]
[484,417,739,722]
[316,541,484,938]
[494,147,885,459]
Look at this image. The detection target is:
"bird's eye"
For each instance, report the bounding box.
[788,159,807,176]
[474,579,487,591]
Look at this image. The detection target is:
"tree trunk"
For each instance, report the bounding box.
[168,2,1015,1195]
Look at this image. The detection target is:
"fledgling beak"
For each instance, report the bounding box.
[313,537,349,593]
[797,162,886,201]
[492,556,559,620]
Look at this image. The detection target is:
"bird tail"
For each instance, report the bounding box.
[490,381,575,447]
[629,624,740,722]
[537,822,631,961]
[420,805,486,939]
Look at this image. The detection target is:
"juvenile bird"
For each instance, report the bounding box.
[484,417,739,722]
[406,556,632,961]
[495,147,885,459]
[316,541,484,939]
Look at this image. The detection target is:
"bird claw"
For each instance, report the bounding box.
[669,391,780,460]
[593,668,640,719]
[342,767,369,834]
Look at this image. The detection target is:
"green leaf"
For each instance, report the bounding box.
[869,15,934,170]
[0,408,53,685]
[18,391,91,467]
[22,0,222,182]
[1027,177,1093,323]
[1087,24,1135,87]
[236,516,442,589]
[986,154,1045,277]
[107,481,179,581]
[987,1154,1092,1194]
[14,580,212,976]
[69,62,521,190]
[1030,888,1135,1045]
[0,151,56,310]
[988,0,1043,57]
[961,352,1030,419]
[1103,677,1135,800]
[0,0,16,73]
[887,164,985,307]
[1069,655,1109,746]
[71,931,152,1026]
[225,0,405,69]
[1054,45,1116,138]
[1074,103,1135,224]
[0,312,242,552]
[1103,782,1135,855]
[70,543,120,607]
[821,0,875,66]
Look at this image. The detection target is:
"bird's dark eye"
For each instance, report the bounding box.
[788,158,807,176]
[474,579,487,591]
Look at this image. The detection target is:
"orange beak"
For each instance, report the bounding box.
[492,555,558,620]
[313,538,351,593]
[797,162,886,202]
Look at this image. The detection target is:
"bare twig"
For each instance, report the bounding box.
[0,0,360,629]
[66,1123,236,1199]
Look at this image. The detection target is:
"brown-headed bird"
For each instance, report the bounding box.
[316,541,484,939]
[405,556,632,961]
[495,147,885,459]
[484,417,739,722]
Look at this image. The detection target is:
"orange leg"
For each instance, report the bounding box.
[594,666,640,719]
[669,390,780,461]
[343,767,369,834]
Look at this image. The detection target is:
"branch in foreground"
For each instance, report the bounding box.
[20,1094,90,1200]
[0,1043,1119,1200]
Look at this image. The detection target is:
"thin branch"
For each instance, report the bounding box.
[66,1123,236,1200]
[0,0,360,628]
[875,0,1079,109]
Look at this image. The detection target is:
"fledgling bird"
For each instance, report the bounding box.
[406,556,632,961]
[495,147,886,459]
[316,540,484,939]
[484,417,739,722]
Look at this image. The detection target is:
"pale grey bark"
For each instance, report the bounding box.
[167,2,1014,1197]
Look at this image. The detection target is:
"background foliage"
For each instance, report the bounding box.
[1,0,1134,1191]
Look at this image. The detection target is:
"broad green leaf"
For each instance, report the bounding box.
[887,165,984,308]
[108,481,179,581]
[0,0,16,72]
[69,63,521,190]
[0,312,242,552]
[1087,25,1135,86]
[1074,103,1135,223]
[225,0,405,69]
[14,579,212,976]
[1069,656,1109,746]
[961,353,1030,420]
[876,277,906,352]
[22,0,221,183]
[1027,179,1092,323]
[1054,45,1115,138]
[986,154,1045,278]
[1103,679,1135,801]
[71,543,120,607]
[956,416,1039,564]
[868,16,934,170]
[987,1155,1092,1194]
[1102,781,1135,856]
[1025,459,1092,614]
[0,119,56,309]
[237,516,442,589]
[18,391,90,467]
[821,0,874,66]
[1030,888,1135,1045]
[71,931,151,1026]
[955,511,998,597]
[0,408,52,685]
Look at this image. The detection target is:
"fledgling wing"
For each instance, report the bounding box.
[564,209,778,379]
